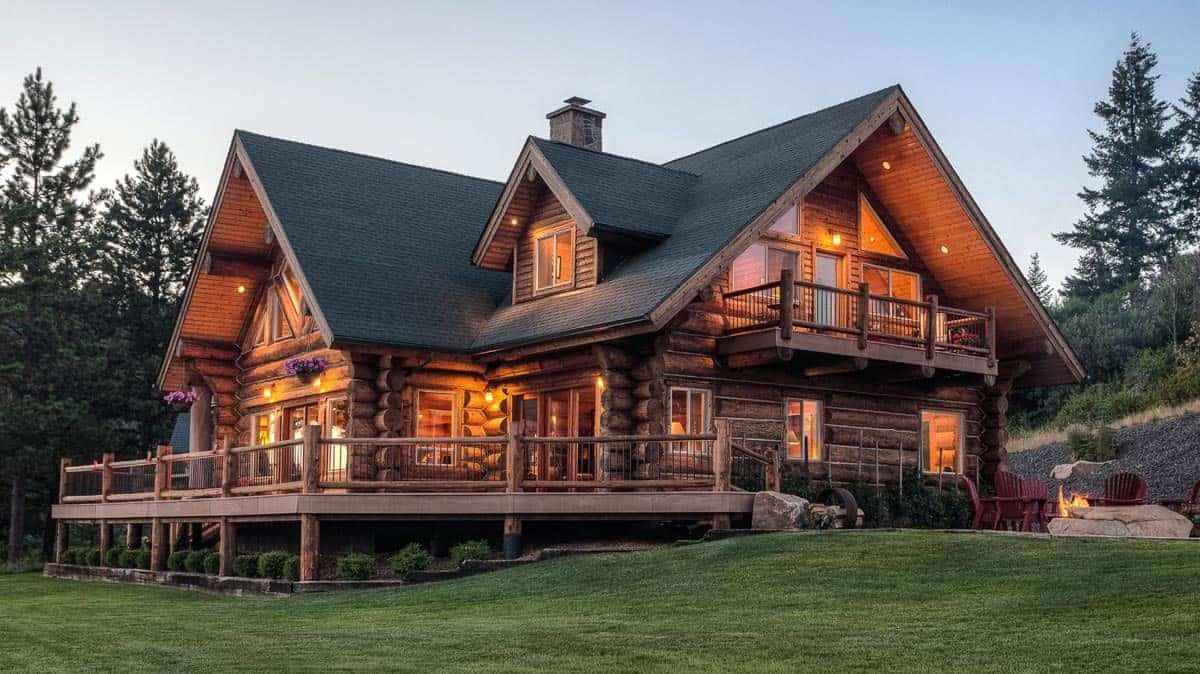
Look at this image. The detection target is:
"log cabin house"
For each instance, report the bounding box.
[52,86,1082,579]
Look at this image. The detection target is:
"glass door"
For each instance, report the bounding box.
[921,410,964,474]
[814,253,841,327]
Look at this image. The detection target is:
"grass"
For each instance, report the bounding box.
[1008,397,1200,453]
[2,531,1198,672]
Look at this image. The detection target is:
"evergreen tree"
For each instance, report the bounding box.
[1168,70,1200,252]
[1054,34,1176,297]
[1026,252,1055,308]
[0,68,108,566]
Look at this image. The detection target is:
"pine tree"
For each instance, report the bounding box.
[0,68,107,566]
[1054,34,1176,297]
[1168,70,1200,252]
[1026,252,1055,307]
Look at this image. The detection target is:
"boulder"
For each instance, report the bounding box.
[751,491,811,530]
[1049,460,1113,481]
[808,504,865,529]
[1048,505,1195,539]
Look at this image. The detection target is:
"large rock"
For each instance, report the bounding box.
[1048,505,1196,539]
[1049,460,1113,480]
[751,491,811,530]
[808,504,865,529]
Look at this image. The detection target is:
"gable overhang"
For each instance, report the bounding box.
[472,139,596,271]
[644,87,1084,387]
[157,134,336,390]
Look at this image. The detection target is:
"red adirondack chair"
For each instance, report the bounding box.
[1157,480,1200,515]
[959,476,997,530]
[1089,472,1147,506]
[1020,478,1051,531]
[993,471,1029,530]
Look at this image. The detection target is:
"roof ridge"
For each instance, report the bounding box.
[531,136,699,177]
[662,85,900,167]
[235,129,504,187]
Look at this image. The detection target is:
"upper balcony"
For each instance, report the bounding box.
[719,270,997,379]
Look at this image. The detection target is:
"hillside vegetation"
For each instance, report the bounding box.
[3,532,1198,672]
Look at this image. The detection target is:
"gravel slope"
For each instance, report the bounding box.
[1006,413,1200,501]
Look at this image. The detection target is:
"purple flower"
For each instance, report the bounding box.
[162,390,198,405]
[284,357,326,376]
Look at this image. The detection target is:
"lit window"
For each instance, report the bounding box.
[922,410,963,474]
[325,398,348,479]
[785,400,822,461]
[768,203,800,235]
[863,265,921,320]
[730,244,798,290]
[254,413,276,446]
[859,193,906,258]
[669,388,710,435]
[534,226,574,291]
[416,390,456,465]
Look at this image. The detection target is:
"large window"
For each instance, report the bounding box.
[768,203,800,236]
[859,193,906,258]
[512,386,599,480]
[534,225,574,292]
[416,390,456,466]
[253,413,276,446]
[669,388,711,435]
[921,410,964,474]
[730,243,798,290]
[325,398,348,479]
[785,399,822,461]
[863,265,921,321]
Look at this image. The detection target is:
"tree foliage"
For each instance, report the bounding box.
[1026,252,1055,308]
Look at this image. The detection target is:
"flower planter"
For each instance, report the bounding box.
[170,401,193,413]
[295,371,318,384]
[285,357,325,384]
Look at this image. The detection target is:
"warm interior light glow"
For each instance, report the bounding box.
[236,285,246,294]
[263,387,272,399]
[881,161,891,171]
[510,217,518,225]
[596,375,605,391]
[313,376,322,389]
[940,245,950,254]
[484,390,494,403]
[831,233,842,246]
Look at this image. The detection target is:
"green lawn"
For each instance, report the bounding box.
[2,531,1197,672]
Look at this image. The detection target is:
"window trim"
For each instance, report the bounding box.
[668,387,712,435]
[532,223,576,294]
[784,398,823,462]
[765,202,802,239]
[415,389,459,438]
[729,243,800,291]
[920,408,965,475]
[858,192,907,260]
[863,264,921,303]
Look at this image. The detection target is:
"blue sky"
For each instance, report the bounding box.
[3,1,1199,290]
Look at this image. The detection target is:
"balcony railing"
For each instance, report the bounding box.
[56,422,738,504]
[722,269,996,365]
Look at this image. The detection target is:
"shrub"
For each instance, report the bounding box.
[234,554,260,578]
[60,547,78,565]
[258,551,291,579]
[336,554,375,580]
[117,547,137,569]
[83,547,101,566]
[1052,382,1148,428]
[1159,361,1200,406]
[134,547,151,570]
[167,549,189,572]
[203,550,221,576]
[184,549,209,574]
[389,543,431,579]
[1066,425,1095,459]
[780,471,972,530]
[450,540,491,565]
[1068,425,1118,462]
[282,554,301,581]
[105,545,126,568]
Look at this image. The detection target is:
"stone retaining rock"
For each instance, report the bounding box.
[751,491,811,530]
[1050,460,1114,481]
[1047,505,1196,539]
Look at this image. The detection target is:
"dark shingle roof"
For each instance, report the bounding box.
[472,86,898,350]
[237,131,510,351]
[236,87,897,352]
[169,414,190,454]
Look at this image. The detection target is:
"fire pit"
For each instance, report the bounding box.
[1048,487,1196,539]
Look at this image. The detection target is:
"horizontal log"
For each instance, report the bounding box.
[654,331,717,355]
[674,308,725,336]
[463,390,490,409]
[239,331,326,368]
[633,397,663,422]
[601,387,635,411]
[192,358,240,379]
[376,369,405,392]
[178,340,239,361]
[461,408,487,426]
[716,398,781,420]
[374,408,403,432]
[238,348,347,384]
[348,379,380,404]
[633,379,665,400]
[483,416,507,435]
[593,344,636,370]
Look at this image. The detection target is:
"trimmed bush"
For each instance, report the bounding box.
[83,547,101,567]
[203,550,220,576]
[389,543,431,579]
[105,545,126,568]
[282,554,300,581]
[258,551,291,579]
[450,540,491,565]
[167,549,189,572]
[336,554,375,581]
[184,549,209,574]
[117,547,137,569]
[134,547,151,570]
[61,547,79,565]
[781,470,972,530]
[233,554,259,578]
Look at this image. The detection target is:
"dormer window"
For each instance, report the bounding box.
[534,224,575,292]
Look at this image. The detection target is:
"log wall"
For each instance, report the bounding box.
[512,188,598,303]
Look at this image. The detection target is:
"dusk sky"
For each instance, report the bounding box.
[4,1,1199,290]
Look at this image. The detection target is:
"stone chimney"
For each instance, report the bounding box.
[547,97,605,151]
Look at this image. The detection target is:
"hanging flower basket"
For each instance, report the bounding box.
[285,356,326,384]
[162,390,197,412]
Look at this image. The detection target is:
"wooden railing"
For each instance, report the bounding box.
[722,269,996,365]
[57,421,740,502]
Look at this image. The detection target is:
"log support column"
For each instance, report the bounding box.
[502,516,522,560]
[150,519,168,571]
[299,514,320,581]
[126,523,143,549]
[98,521,112,567]
[980,376,1015,486]
[54,521,68,564]
[219,518,237,577]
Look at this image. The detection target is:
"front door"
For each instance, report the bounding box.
[814,253,841,327]
[514,387,597,481]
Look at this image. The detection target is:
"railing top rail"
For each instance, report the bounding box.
[162,451,219,462]
[937,306,989,319]
[64,464,103,473]
[724,280,782,297]
[524,433,716,443]
[319,436,509,446]
[109,458,156,469]
[731,444,771,464]
[228,439,302,454]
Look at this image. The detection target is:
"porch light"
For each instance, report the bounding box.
[510,217,519,225]
[236,285,246,294]
[596,375,605,391]
[830,231,842,246]
[484,389,494,403]
[940,245,950,254]
[313,376,322,390]
[263,387,272,400]
[881,161,892,171]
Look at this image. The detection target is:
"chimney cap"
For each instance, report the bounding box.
[546,96,607,120]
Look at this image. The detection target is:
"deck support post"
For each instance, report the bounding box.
[925,294,938,360]
[126,523,143,549]
[779,268,794,340]
[100,452,114,502]
[857,282,870,349]
[219,518,237,577]
[98,520,112,566]
[300,514,320,581]
[188,523,202,549]
[713,419,731,492]
[301,424,321,493]
[986,306,997,368]
[220,437,234,497]
[503,516,522,560]
[54,521,68,563]
[505,421,523,494]
[154,445,172,500]
[150,519,168,571]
